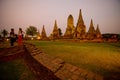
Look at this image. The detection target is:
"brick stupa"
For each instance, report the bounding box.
[41,25,47,40]
[64,14,75,39]
[86,19,96,40]
[52,20,60,39]
[74,9,86,39]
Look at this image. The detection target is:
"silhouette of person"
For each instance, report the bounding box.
[18,28,24,45]
[10,28,15,46]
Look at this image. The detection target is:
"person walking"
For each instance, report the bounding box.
[18,28,24,45]
[10,28,15,46]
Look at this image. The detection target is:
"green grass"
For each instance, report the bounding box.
[27,40,120,76]
[0,59,35,80]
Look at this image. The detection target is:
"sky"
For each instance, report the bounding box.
[0,0,120,36]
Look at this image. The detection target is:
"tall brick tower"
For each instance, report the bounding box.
[41,25,47,39]
[95,24,102,39]
[75,9,86,39]
[64,14,75,39]
[87,19,96,40]
[52,20,60,39]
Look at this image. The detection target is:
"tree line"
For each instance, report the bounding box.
[0,26,119,41]
[0,26,62,38]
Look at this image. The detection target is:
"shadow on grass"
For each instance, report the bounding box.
[0,59,35,80]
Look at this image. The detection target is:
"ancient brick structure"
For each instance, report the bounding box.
[86,19,96,40]
[52,20,60,39]
[49,9,102,40]
[25,43,104,80]
[64,14,75,39]
[95,24,102,39]
[74,9,86,39]
[63,9,102,40]
[41,25,47,40]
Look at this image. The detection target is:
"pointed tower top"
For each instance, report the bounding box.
[90,19,93,27]
[96,24,101,34]
[80,9,82,14]
[42,25,45,32]
[77,9,84,24]
[67,14,74,27]
[97,24,99,28]
[54,20,58,30]
[68,14,73,19]
[88,19,95,34]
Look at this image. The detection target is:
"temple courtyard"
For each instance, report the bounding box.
[0,41,120,80]
[28,41,120,79]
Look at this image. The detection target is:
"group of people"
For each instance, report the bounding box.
[10,28,24,46]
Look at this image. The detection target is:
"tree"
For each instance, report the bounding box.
[26,26,37,37]
[1,29,8,38]
[58,28,62,36]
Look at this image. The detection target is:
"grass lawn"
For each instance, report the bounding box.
[0,59,35,80]
[27,40,120,76]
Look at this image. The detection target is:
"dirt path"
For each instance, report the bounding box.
[0,45,60,80]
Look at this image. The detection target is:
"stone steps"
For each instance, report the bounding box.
[25,43,104,80]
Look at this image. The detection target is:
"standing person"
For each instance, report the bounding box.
[10,28,15,46]
[18,28,24,45]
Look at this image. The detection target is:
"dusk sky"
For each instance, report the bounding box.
[0,0,120,36]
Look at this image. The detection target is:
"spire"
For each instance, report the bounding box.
[78,9,84,24]
[52,20,60,39]
[88,19,95,34]
[41,25,47,38]
[54,20,58,31]
[75,9,86,39]
[42,25,45,33]
[96,24,101,34]
[86,19,96,40]
[90,19,94,27]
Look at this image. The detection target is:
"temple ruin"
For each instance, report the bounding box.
[41,25,47,40]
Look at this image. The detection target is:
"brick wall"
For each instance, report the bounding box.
[25,43,103,80]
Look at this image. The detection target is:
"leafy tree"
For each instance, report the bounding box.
[26,26,37,37]
[1,29,8,38]
[58,28,62,36]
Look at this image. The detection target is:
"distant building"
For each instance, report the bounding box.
[64,9,102,40]
[52,20,60,39]
[41,25,47,40]
[74,9,86,39]
[64,14,75,39]
[95,24,102,39]
[86,19,96,40]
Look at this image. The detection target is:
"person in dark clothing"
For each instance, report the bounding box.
[10,28,15,46]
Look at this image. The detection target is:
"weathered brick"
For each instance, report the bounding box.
[78,77,85,80]
[25,44,104,80]
[52,58,64,64]
[86,72,95,80]
[73,69,81,75]
[71,74,79,80]
[80,70,88,77]
[64,63,73,70]
[94,74,103,80]
[69,65,78,72]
